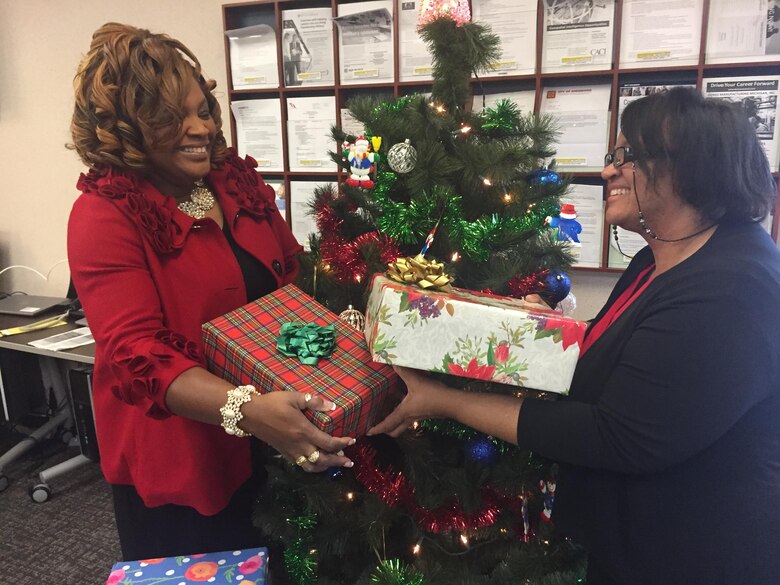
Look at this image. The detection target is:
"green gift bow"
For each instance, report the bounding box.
[277,322,336,366]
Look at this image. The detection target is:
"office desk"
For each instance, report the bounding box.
[0,313,96,501]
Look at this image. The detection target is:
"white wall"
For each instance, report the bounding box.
[0,0,230,297]
[0,0,618,320]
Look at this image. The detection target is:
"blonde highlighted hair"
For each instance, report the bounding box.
[69,22,227,170]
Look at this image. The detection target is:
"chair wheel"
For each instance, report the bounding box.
[29,483,51,503]
[0,474,8,492]
[59,428,75,444]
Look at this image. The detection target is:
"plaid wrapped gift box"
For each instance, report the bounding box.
[365,274,588,395]
[203,284,401,436]
[105,547,267,584]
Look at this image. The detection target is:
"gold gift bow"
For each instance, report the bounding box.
[387,254,452,291]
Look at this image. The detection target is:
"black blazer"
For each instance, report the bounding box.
[518,221,780,584]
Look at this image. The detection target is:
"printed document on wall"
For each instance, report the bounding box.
[616,83,695,139]
[281,7,335,87]
[230,99,284,171]
[472,0,537,76]
[619,0,703,68]
[702,76,780,171]
[706,0,780,64]
[398,0,433,81]
[287,96,337,172]
[266,180,286,217]
[541,84,611,170]
[335,1,394,85]
[225,25,279,89]
[340,108,365,138]
[609,226,647,268]
[560,184,604,268]
[290,181,330,250]
[542,0,615,73]
[478,90,536,115]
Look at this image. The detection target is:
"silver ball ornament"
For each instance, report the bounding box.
[387,139,418,174]
[339,305,366,331]
[556,292,577,316]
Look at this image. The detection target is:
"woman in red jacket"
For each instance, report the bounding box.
[67,23,353,562]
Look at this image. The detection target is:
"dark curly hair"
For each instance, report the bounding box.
[620,87,775,224]
[69,22,227,170]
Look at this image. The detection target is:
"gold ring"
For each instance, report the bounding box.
[306,449,320,464]
[304,392,313,403]
[295,455,307,467]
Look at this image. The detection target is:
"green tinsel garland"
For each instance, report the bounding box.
[481,99,522,134]
[371,172,558,261]
[418,419,512,452]
[364,95,417,137]
[370,559,426,585]
[283,512,318,585]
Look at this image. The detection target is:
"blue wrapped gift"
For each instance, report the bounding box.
[105,547,268,584]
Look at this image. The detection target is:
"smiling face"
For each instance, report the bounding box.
[145,76,216,198]
[601,133,676,237]
[601,133,642,232]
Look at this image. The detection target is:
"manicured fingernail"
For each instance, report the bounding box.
[330,402,337,411]
[343,460,354,468]
[337,450,344,457]
[348,438,357,445]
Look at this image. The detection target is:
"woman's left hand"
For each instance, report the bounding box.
[367,366,454,437]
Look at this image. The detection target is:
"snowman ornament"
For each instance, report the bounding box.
[346,136,379,189]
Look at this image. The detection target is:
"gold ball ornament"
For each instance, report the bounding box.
[339,305,366,331]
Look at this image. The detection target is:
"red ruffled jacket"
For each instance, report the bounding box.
[68,151,303,515]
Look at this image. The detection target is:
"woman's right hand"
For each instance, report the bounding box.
[241,391,355,472]
[367,366,454,437]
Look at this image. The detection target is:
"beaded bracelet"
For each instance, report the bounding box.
[219,385,259,438]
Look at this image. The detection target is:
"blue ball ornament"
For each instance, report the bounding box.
[326,466,345,480]
[539,270,571,307]
[465,437,499,465]
[527,168,562,187]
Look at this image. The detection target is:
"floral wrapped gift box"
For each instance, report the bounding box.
[365,274,588,395]
[105,547,267,584]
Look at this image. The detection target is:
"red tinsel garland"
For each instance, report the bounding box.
[506,270,547,298]
[319,231,400,282]
[347,442,524,535]
[315,199,400,282]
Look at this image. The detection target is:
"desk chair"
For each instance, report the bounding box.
[29,280,96,502]
[0,280,98,502]
[0,354,75,493]
[29,364,96,503]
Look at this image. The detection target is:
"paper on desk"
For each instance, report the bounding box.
[28,327,94,351]
[0,311,69,337]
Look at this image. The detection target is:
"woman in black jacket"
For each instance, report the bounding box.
[370,87,780,584]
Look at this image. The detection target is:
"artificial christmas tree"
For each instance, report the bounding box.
[254,5,587,584]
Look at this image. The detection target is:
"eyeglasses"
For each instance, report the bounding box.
[604,146,637,169]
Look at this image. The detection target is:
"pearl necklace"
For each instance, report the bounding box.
[177,180,215,219]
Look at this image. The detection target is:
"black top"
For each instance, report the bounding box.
[517,221,780,584]
[223,223,277,301]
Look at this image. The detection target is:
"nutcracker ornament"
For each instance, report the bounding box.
[346,136,379,189]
